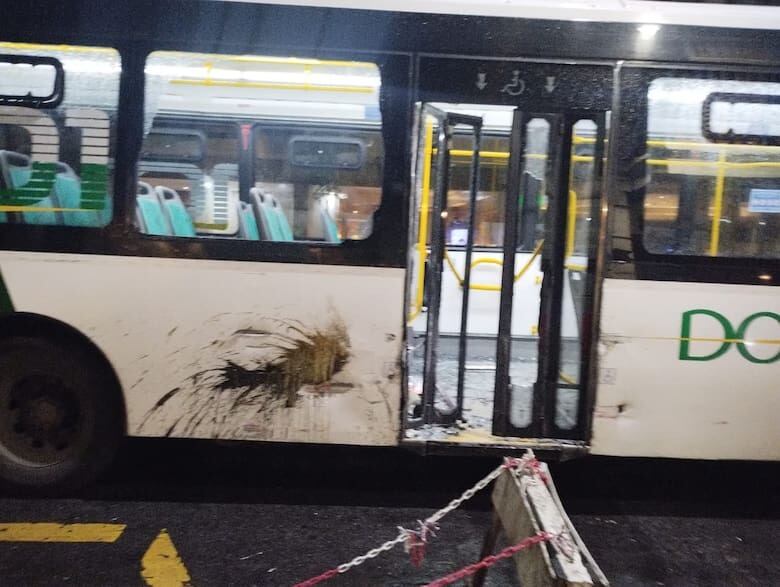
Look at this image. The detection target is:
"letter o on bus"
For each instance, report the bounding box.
[679,309,780,364]
[734,311,780,364]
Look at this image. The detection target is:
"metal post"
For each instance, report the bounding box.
[536,116,573,438]
[421,121,451,424]
[455,124,482,422]
[492,110,525,437]
[570,113,606,439]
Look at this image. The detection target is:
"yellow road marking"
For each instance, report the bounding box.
[0,523,125,542]
[141,529,191,587]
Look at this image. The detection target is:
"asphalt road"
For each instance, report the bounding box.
[0,439,778,586]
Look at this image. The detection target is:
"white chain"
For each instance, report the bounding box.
[336,533,408,573]
[333,460,513,575]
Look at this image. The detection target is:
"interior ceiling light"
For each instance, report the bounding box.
[638,23,661,40]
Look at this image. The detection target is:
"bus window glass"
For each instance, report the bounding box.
[418,105,550,251]
[445,133,511,248]
[140,51,383,242]
[253,126,382,242]
[643,77,780,258]
[0,44,119,227]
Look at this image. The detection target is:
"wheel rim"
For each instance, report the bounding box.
[0,374,84,466]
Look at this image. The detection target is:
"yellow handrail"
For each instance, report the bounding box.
[575,135,780,152]
[566,189,577,260]
[407,121,434,324]
[565,262,588,272]
[709,148,727,256]
[469,257,503,269]
[443,240,544,292]
[559,372,577,385]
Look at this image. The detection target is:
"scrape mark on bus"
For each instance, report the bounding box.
[139,317,351,438]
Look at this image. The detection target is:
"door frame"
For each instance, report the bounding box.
[408,55,614,444]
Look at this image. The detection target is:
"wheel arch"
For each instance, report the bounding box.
[0,311,127,434]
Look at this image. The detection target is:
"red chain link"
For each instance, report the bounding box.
[292,567,340,587]
[292,455,549,587]
[423,532,553,587]
[526,458,550,484]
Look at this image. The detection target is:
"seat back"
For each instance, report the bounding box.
[0,151,65,225]
[156,186,196,237]
[136,182,171,236]
[52,162,102,228]
[250,187,292,241]
[238,201,260,240]
[0,150,32,190]
[267,193,294,241]
[318,199,340,243]
[210,163,240,235]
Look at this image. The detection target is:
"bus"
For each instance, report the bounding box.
[0,0,778,490]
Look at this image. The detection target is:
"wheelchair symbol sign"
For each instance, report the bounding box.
[501,70,525,96]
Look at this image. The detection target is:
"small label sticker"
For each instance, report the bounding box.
[748,188,780,214]
[599,367,617,385]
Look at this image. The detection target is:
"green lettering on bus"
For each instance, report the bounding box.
[735,311,780,364]
[679,309,734,361]
[0,270,13,314]
[680,309,780,364]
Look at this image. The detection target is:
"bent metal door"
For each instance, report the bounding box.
[409,57,612,446]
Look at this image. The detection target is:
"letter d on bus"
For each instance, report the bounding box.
[679,309,734,361]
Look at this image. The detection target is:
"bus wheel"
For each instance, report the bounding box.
[0,336,123,493]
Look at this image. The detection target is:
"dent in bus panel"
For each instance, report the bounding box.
[0,43,118,227]
[643,77,780,259]
[138,50,383,243]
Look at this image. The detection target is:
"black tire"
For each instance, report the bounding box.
[0,336,124,493]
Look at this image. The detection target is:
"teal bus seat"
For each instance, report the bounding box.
[272,196,294,241]
[250,188,294,242]
[53,163,105,228]
[319,200,340,243]
[21,194,58,225]
[238,201,260,240]
[156,186,196,237]
[136,183,171,236]
[0,151,69,226]
[0,151,32,223]
[0,150,33,190]
[8,162,32,188]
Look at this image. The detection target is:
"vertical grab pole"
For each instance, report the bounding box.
[537,116,573,437]
[572,112,607,439]
[455,122,483,421]
[492,110,526,436]
[408,120,435,324]
[421,120,452,424]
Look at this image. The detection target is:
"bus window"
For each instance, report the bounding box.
[643,77,780,258]
[0,44,118,227]
[139,51,383,242]
[253,126,383,242]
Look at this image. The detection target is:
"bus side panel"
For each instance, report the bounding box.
[592,278,780,460]
[0,251,405,446]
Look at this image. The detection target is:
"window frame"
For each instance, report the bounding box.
[129,46,410,266]
[616,63,780,285]
[0,54,65,109]
[133,44,396,248]
[0,44,120,230]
